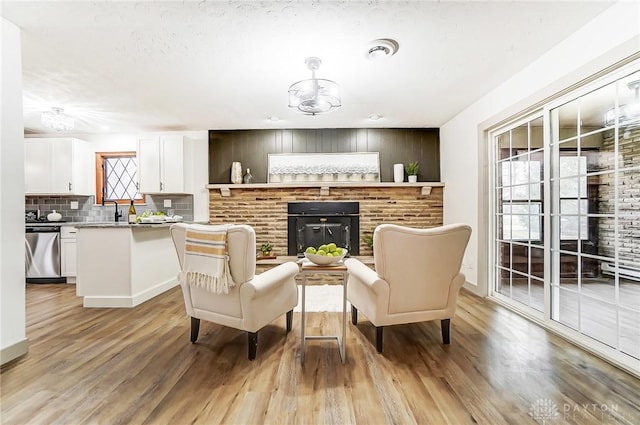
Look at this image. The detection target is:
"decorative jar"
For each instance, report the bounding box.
[393,164,404,183]
[231,162,243,184]
[47,210,62,222]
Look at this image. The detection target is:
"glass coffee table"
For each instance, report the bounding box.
[298,259,348,365]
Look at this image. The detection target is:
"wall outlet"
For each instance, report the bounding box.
[70,201,79,210]
[163,199,172,208]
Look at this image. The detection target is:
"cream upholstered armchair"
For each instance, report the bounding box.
[345,223,471,353]
[170,223,299,360]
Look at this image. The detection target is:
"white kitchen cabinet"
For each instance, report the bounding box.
[25,138,93,195]
[61,225,78,282]
[137,135,192,194]
[24,139,51,193]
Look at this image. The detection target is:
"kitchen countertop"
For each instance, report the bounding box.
[73,222,180,229]
[26,221,201,229]
[25,222,73,227]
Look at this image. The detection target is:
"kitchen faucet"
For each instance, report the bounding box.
[110,201,123,222]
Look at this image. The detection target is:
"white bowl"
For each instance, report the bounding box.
[304,250,347,265]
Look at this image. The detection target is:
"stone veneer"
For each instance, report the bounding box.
[208,186,444,256]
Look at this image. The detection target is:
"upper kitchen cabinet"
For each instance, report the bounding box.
[137,135,193,194]
[25,138,93,196]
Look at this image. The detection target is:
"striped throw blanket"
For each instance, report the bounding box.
[180,224,235,294]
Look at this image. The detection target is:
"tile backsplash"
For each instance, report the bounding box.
[25,195,194,223]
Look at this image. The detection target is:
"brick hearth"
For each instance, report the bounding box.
[208,185,444,257]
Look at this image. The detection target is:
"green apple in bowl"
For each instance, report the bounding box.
[304,245,348,265]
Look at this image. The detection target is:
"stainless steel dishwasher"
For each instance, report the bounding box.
[25,226,65,283]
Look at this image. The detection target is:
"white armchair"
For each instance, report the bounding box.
[345,223,471,353]
[170,223,299,360]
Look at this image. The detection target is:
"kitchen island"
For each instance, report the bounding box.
[75,222,180,308]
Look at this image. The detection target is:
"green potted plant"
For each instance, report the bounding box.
[362,234,374,254]
[260,242,273,258]
[405,161,419,183]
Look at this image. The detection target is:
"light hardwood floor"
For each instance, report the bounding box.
[1,284,639,425]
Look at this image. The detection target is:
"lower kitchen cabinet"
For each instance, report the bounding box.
[61,226,77,282]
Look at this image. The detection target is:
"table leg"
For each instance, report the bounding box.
[341,271,347,363]
[300,273,306,365]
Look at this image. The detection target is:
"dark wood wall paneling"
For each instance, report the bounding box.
[208,128,440,183]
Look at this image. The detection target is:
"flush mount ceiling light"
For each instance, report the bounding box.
[366,38,399,60]
[42,107,74,132]
[288,57,341,115]
[604,80,640,127]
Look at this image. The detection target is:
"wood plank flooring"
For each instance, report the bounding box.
[1,284,639,425]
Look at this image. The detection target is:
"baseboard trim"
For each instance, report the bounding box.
[132,278,178,306]
[1,338,28,366]
[82,278,178,308]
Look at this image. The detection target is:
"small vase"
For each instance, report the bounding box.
[408,175,418,183]
[393,164,404,183]
[231,162,242,184]
[47,210,62,222]
[243,168,254,184]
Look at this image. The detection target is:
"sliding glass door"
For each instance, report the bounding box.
[548,68,640,362]
[490,62,640,371]
[492,114,545,315]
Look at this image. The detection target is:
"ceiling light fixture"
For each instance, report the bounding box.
[288,57,341,115]
[368,114,382,121]
[42,107,74,132]
[366,38,399,60]
[604,80,640,127]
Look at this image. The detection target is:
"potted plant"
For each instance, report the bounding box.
[362,234,374,254]
[259,242,273,258]
[405,161,419,183]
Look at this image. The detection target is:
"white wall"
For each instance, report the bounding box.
[440,2,640,295]
[1,18,28,365]
[185,131,210,223]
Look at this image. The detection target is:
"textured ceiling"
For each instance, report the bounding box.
[1,1,614,135]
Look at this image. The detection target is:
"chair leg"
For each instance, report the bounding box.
[351,305,358,325]
[247,332,258,360]
[376,326,383,353]
[441,318,451,344]
[286,310,293,333]
[190,317,200,343]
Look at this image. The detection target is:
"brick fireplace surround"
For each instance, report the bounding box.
[207,184,444,257]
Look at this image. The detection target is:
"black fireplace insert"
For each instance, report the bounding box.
[287,201,360,256]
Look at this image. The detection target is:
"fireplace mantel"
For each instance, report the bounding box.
[207,182,444,197]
